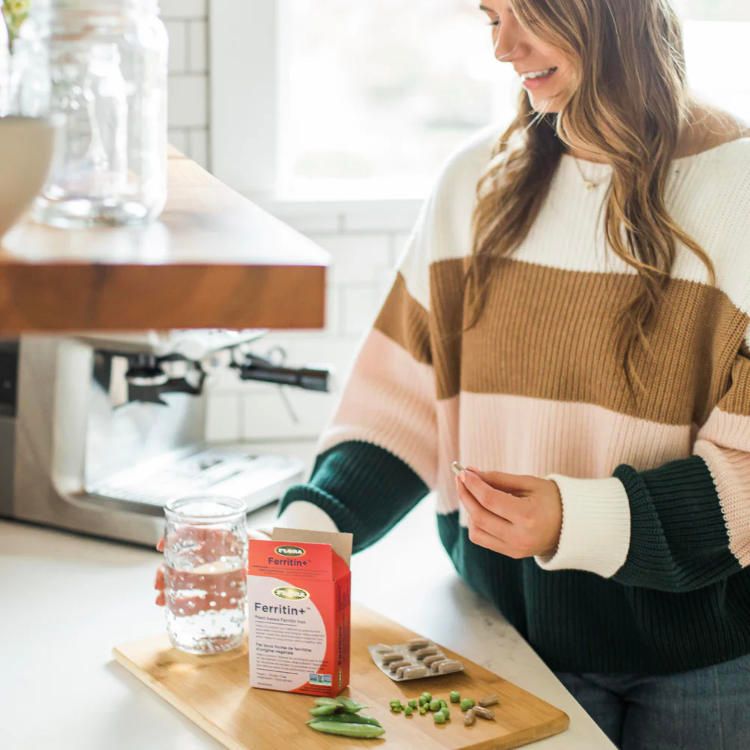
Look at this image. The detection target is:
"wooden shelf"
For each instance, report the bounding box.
[0,152,328,334]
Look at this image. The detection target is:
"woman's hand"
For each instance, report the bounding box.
[455,467,562,559]
[153,526,272,607]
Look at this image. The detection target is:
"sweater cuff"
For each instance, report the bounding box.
[534,475,631,577]
[276,500,339,533]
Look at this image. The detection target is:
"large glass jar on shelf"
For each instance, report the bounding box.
[12,0,168,227]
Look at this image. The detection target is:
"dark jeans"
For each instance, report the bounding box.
[555,653,750,749]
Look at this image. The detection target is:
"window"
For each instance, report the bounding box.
[276,0,515,199]
[210,1,750,203]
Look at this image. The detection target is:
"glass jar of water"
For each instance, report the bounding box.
[163,496,248,655]
[12,0,168,227]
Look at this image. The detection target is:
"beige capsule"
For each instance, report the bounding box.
[401,665,428,679]
[473,706,496,721]
[388,659,412,672]
[380,652,403,665]
[423,654,446,668]
[414,646,439,660]
[479,695,499,707]
[407,638,430,650]
[464,709,476,727]
[437,659,464,674]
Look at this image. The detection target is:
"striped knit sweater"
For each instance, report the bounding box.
[277,126,750,674]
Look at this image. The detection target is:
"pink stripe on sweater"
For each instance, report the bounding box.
[697,407,750,453]
[316,328,438,488]
[436,393,692,516]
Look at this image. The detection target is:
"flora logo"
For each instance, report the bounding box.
[275,545,305,557]
[272,586,310,601]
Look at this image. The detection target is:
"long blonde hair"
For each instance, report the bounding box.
[466,0,716,396]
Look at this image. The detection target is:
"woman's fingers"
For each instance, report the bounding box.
[460,469,521,520]
[156,536,164,552]
[455,476,512,542]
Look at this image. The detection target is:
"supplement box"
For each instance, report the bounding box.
[247,527,353,697]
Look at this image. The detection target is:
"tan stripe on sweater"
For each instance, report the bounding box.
[373,272,431,365]
[425,258,748,426]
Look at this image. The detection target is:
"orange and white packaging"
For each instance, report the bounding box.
[247,527,352,697]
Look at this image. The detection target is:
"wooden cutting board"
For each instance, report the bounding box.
[113,605,568,749]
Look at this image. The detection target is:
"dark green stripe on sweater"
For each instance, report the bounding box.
[278,440,430,553]
[612,456,741,592]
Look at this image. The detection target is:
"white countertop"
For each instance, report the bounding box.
[0,500,615,750]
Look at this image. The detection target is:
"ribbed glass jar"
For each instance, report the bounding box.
[0,13,9,116]
[12,0,168,227]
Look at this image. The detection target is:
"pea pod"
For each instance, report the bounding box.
[337,697,367,713]
[309,704,339,716]
[314,697,341,706]
[308,713,382,727]
[308,720,386,739]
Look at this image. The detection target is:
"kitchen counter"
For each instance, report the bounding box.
[0,504,615,750]
[0,151,328,334]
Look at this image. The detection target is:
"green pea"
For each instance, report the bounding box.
[460,698,476,711]
[391,704,403,713]
[421,692,432,702]
[429,699,441,712]
[434,712,447,725]
[450,691,461,703]
[439,699,448,709]
[407,699,418,709]
[419,705,428,715]
[308,720,386,738]
[404,706,413,716]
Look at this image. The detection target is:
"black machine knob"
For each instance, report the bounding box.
[234,353,333,393]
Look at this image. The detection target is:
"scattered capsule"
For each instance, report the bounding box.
[464,708,477,726]
[479,694,499,707]
[473,705,496,721]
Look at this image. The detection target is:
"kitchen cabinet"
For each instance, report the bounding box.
[0,151,327,334]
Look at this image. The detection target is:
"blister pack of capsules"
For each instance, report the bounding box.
[368,638,465,682]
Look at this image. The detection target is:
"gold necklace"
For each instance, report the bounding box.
[572,157,606,191]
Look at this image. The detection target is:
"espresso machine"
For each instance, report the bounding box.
[0,330,333,546]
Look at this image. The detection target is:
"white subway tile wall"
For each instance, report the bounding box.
[160,2,424,445]
[163,1,209,168]
[203,209,421,445]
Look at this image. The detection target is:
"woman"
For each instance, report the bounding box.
[157,1,750,746]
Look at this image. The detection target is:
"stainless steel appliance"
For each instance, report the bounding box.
[0,330,332,546]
